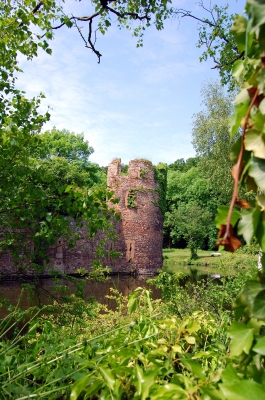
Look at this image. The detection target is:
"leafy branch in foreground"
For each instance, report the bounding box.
[212,2,265,398]
[173,1,243,90]
[6,0,173,63]
[215,2,265,254]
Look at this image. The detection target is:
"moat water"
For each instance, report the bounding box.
[0,275,162,318]
[0,267,224,319]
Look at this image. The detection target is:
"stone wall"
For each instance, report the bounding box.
[0,159,163,277]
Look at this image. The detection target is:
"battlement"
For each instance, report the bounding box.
[107,158,155,186]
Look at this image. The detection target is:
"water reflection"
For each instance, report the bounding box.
[0,275,161,318]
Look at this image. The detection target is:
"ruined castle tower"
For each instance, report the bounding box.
[107,159,163,274]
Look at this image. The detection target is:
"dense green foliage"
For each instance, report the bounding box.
[165,80,254,258]
[0,277,243,399]
[165,162,218,257]
[168,157,199,173]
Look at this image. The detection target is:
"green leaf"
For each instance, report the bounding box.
[231,15,247,53]
[259,98,265,114]
[232,60,245,81]
[248,317,265,334]
[244,130,265,159]
[28,322,38,334]
[229,322,254,356]
[46,213,52,222]
[215,206,241,228]
[238,207,261,245]
[253,335,265,355]
[186,320,200,334]
[127,295,138,314]
[182,359,205,380]
[200,385,225,400]
[172,344,182,353]
[134,365,157,400]
[70,375,92,400]
[256,213,265,251]
[219,380,265,400]
[249,157,265,191]
[150,383,186,400]
[185,336,195,344]
[234,88,250,105]
[240,280,265,314]
[65,185,72,193]
[84,379,105,397]
[257,194,265,210]
[229,103,249,139]
[98,366,115,391]
[249,0,265,34]
[222,364,240,384]
[253,290,265,319]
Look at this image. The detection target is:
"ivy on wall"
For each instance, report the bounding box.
[127,190,137,208]
[139,168,148,179]
[153,163,167,217]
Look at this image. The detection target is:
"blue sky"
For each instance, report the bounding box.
[17,0,246,167]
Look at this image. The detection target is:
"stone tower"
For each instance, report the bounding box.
[107,158,163,274]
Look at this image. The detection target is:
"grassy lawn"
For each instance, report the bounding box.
[162,248,258,275]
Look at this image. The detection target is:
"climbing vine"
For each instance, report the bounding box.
[127,190,137,208]
[153,163,167,217]
[126,187,153,208]
[139,168,148,179]
[213,2,265,397]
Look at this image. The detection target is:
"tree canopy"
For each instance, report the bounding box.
[39,128,94,162]
[192,81,235,205]
[165,163,217,258]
